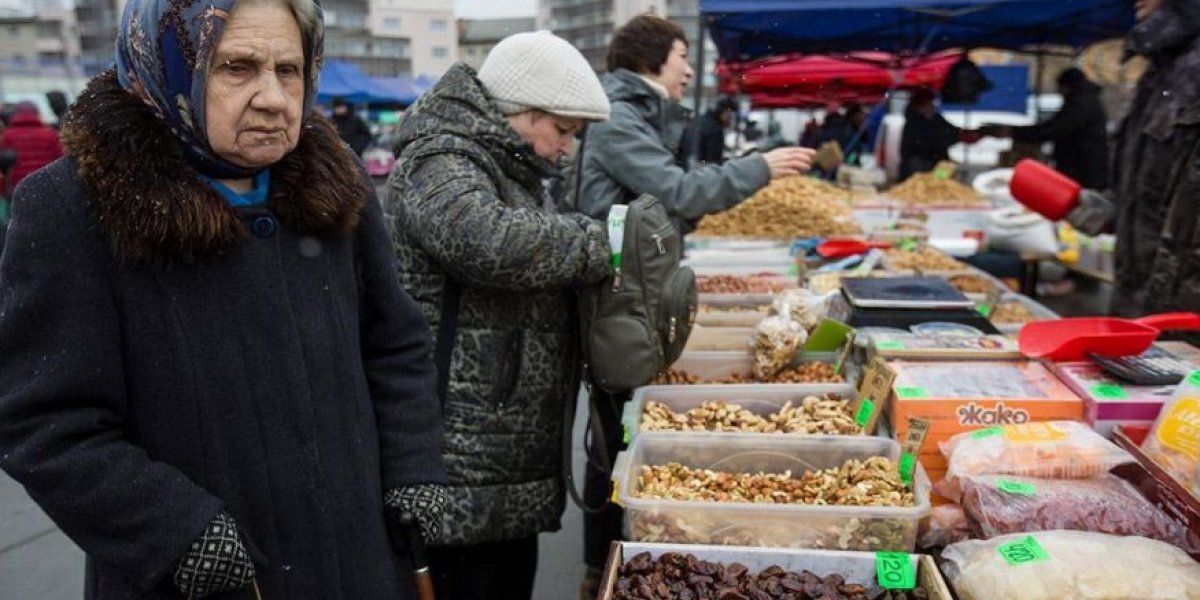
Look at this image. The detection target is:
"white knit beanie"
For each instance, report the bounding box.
[477,31,610,122]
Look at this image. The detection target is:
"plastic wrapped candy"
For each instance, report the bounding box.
[751,314,807,382]
[957,473,1195,550]
[942,530,1200,600]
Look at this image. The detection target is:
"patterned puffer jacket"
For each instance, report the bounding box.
[384,63,611,546]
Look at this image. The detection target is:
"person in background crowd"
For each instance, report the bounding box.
[0,101,63,196]
[984,68,1109,189]
[692,96,736,164]
[386,31,612,600]
[572,14,814,600]
[1037,0,1200,341]
[332,96,372,155]
[798,117,820,148]
[0,0,448,597]
[899,88,981,180]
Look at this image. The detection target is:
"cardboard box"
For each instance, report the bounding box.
[888,360,1085,437]
[1112,425,1200,560]
[598,542,953,600]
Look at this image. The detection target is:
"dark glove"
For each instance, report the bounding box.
[173,511,257,599]
[384,484,448,546]
[1066,189,1116,236]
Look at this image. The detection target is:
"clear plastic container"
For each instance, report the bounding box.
[690,264,797,277]
[660,351,849,385]
[697,296,773,328]
[612,433,931,552]
[990,293,1059,335]
[622,383,860,443]
[684,327,756,352]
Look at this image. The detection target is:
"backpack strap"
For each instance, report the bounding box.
[562,370,616,514]
[434,277,462,406]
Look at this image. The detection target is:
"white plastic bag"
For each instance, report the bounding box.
[986,206,1059,255]
[942,530,1200,600]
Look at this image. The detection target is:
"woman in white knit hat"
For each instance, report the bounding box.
[384,31,612,600]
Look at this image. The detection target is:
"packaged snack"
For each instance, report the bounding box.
[918,504,974,549]
[957,474,1195,549]
[770,288,828,331]
[941,530,1200,600]
[1142,370,1200,493]
[939,421,1133,484]
[751,314,806,381]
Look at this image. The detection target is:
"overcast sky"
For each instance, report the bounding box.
[454,0,536,19]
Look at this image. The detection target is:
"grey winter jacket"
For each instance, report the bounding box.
[385,63,612,546]
[576,69,770,234]
[1067,1,1200,342]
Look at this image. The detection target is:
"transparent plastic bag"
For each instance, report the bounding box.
[938,421,1134,495]
[751,311,806,382]
[957,474,1195,550]
[917,503,974,550]
[941,530,1200,600]
[1142,371,1200,494]
[770,289,829,331]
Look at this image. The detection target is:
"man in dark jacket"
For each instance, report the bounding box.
[0,101,63,195]
[688,96,735,164]
[332,96,372,155]
[899,88,980,180]
[987,68,1109,189]
[1051,0,1200,340]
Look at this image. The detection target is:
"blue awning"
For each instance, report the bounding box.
[318,60,410,104]
[702,0,1135,62]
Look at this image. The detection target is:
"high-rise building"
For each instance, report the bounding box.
[73,0,118,75]
[457,17,535,71]
[538,0,716,109]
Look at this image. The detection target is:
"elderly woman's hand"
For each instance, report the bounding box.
[762,147,817,179]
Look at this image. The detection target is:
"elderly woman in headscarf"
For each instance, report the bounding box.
[0,0,448,598]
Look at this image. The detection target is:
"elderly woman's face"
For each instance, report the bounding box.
[205,0,305,169]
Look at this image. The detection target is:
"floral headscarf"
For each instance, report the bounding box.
[115,0,325,178]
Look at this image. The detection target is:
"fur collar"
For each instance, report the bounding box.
[61,70,368,263]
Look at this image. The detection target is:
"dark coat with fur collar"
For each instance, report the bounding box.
[0,71,447,600]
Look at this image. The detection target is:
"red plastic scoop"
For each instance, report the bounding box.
[1010,159,1082,221]
[816,239,892,259]
[1018,312,1200,361]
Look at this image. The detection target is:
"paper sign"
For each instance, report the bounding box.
[855,398,875,429]
[997,479,1037,496]
[1090,383,1129,400]
[834,331,857,375]
[979,286,1006,318]
[898,453,916,486]
[998,536,1049,565]
[854,356,896,435]
[875,552,916,590]
[805,318,854,352]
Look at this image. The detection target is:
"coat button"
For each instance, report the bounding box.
[251,215,277,238]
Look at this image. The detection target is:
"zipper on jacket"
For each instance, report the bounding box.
[612,268,622,292]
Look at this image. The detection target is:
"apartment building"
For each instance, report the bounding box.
[367,0,455,78]
[457,17,536,71]
[73,0,117,75]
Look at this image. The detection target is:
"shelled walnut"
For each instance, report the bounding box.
[635,457,914,507]
[613,551,930,600]
[990,300,1037,324]
[774,362,844,384]
[640,396,860,435]
[697,275,793,294]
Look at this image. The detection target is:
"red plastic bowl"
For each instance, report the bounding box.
[1009,159,1082,222]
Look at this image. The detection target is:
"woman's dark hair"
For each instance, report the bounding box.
[606,14,688,75]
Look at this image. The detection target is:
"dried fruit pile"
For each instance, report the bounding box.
[641,397,860,435]
[613,551,930,600]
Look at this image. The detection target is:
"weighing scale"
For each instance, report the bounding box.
[829,276,1001,334]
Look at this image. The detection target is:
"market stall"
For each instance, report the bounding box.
[596,169,1200,599]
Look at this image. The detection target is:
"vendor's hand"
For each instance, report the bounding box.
[762,147,816,179]
[384,484,449,547]
[173,512,257,599]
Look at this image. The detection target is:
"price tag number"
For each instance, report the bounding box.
[998,536,1049,565]
[875,552,916,590]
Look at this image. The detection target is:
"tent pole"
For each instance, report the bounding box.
[1035,44,1045,123]
[690,12,707,165]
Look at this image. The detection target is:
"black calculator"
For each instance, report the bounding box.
[1086,352,1187,386]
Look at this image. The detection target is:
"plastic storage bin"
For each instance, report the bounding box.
[684,326,756,352]
[696,296,773,327]
[611,433,931,552]
[621,382,860,443]
[660,351,849,385]
[989,293,1059,335]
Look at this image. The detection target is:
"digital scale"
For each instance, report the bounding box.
[829,276,1001,334]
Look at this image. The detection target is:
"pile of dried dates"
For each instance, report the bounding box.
[613,552,929,600]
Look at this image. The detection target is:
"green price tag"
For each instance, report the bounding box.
[1189,370,1200,386]
[996,479,1037,496]
[935,170,950,181]
[900,239,918,252]
[898,453,916,486]
[875,552,916,590]
[622,424,631,445]
[998,536,1050,566]
[972,427,1004,440]
[876,341,906,350]
[895,387,929,399]
[976,304,990,316]
[855,398,876,429]
[1090,383,1129,400]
